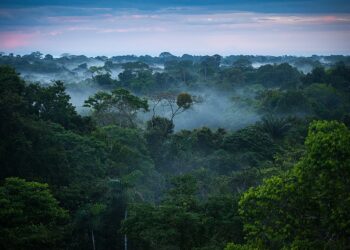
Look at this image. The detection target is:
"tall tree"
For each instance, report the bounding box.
[84,88,149,127]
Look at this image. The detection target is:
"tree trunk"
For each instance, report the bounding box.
[91,229,96,250]
[124,209,128,250]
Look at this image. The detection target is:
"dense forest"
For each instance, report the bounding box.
[0,52,350,250]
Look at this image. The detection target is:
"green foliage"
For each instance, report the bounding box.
[0,177,69,250]
[93,125,154,176]
[25,81,93,132]
[93,125,161,202]
[122,61,150,71]
[84,88,149,127]
[219,67,246,87]
[253,63,301,89]
[328,61,350,92]
[123,175,244,250]
[164,60,197,84]
[94,73,116,86]
[1,56,350,250]
[256,115,292,140]
[89,66,106,77]
[296,121,350,244]
[239,175,300,249]
[0,67,134,249]
[118,64,154,93]
[177,92,193,109]
[304,83,347,119]
[232,57,253,71]
[223,126,278,164]
[202,195,244,245]
[0,66,27,131]
[145,116,174,168]
[256,89,311,115]
[122,175,202,250]
[302,66,327,85]
[225,243,259,250]
[239,121,350,249]
[147,116,174,135]
[200,55,222,80]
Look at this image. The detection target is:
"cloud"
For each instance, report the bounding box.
[0,32,36,49]
[98,27,167,33]
[0,5,349,55]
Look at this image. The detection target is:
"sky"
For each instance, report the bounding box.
[0,0,349,56]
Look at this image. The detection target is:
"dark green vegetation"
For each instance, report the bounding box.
[0,53,350,250]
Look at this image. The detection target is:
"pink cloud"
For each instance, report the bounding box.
[0,32,36,49]
[320,15,350,24]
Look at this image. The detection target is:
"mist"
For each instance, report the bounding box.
[4,52,348,133]
[66,86,99,114]
[138,89,259,131]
